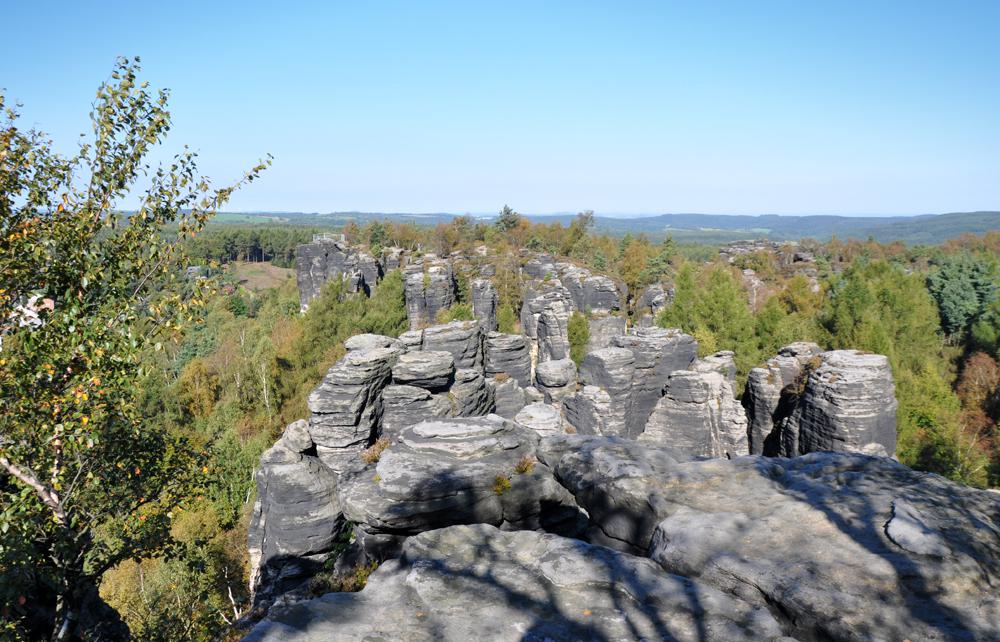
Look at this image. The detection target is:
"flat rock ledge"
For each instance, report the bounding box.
[243,524,788,642]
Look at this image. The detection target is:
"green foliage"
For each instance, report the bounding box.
[567,312,590,366]
[971,298,1000,354]
[435,303,474,323]
[495,205,522,232]
[0,57,269,638]
[926,253,997,336]
[497,305,518,334]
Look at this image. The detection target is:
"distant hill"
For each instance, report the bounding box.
[209,210,1000,245]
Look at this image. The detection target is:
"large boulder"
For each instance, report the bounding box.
[743,342,823,454]
[514,402,565,437]
[543,437,1000,642]
[486,376,527,419]
[612,328,698,437]
[484,332,532,387]
[247,420,345,606]
[337,416,584,541]
[380,385,451,441]
[421,320,483,370]
[782,349,898,457]
[391,350,455,391]
[641,370,749,459]
[244,525,787,642]
[521,287,573,362]
[449,368,494,416]
[470,278,498,331]
[585,313,627,352]
[534,358,577,403]
[404,263,455,329]
[295,239,369,312]
[307,347,398,473]
[344,333,398,352]
[562,385,613,435]
[577,347,636,437]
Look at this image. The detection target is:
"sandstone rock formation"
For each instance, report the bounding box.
[514,402,565,436]
[307,347,398,473]
[244,525,787,642]
[380,385,451,441]
[295,238,381,312]
[484,332,532,387]
[391,350,455,391]
[743,342,823,454]
[421,320,483,370]
[641,370,748,458]
[533,358,577,403]
[404,261,455,329]
[585,313,627,352]
[337,416,583,545]
[577,347,635,436]
[541,436,1000,642]
[470,278,498,331]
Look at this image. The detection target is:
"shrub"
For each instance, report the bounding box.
[492,473,512,495]
[361,437,390,464]
[514,455,536,475]
[568,311,590,366]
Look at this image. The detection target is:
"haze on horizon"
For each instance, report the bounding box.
[3,1,998,216]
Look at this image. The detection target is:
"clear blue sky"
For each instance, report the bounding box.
[3,1,998,215]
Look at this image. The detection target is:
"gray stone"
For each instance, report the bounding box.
[396,329,423,351]
[562,385,612,435]
[484,332,531,387]
[612,327,698,437]
[534,358,577,403]
[380,385,451,441]
[391,350,455,391]
[337,416,584,538]
[641,370,748,459]
[545,439,1000,642]
[692,350,737,390]
[450,368,493,417]
[578,347,635,436]
[295,239,377,312]
[344,333,397,352]
[514,402,565,437]
[782,349,898,457]
[404,262,455,329]
[523,386,544,404]
[244,525,787,642]
[743,342,822,454]
[470,278,498,331]
[486,376,526,419]
[421,320,483,370]
[248,423,344,606]
[585,313,627,352]
[307,348,398,473]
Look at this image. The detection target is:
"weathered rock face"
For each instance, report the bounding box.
[514,402,565,437]
[380,385,451,441]
[692,350,737,391]
[585,313,627,352]
[244,525,787,642]
[344,333,398,352]
[743,342,823,454]
[307,347,398,473]
[247,420,345,606]
[421,320,483,370]
[543,438,1000,642]
[484,332,531,387]
[562,385,612,435]
[636,282,670,319]
[533,358,577,403]
[783,350,898,457]
[337,416,584,541]
[449,368,493,416]
[486,376,526,418]
[295,239,376,312]
[612,327,698,437]
[404,262,455,329]
[470,278,498,331]
[641,370,749,459]
[520,286,573,362]
[577,347,636,437]
[391,350,455,391]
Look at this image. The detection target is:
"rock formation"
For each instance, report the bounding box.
[295,238,384,312]
[470,278,498,331]
[484,332,531,387]
[403,260,455,329]
[244,525,787,642]
[421,320,483,370]
[533,358,577,403]
[743,342,823,454]
[585,313,627,352]
[640,370,749,458]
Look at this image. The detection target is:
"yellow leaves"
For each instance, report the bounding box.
[81,416,89,426]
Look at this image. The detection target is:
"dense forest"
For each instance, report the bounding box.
[3,61,999,641]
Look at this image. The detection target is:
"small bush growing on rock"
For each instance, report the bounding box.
[361,437,390,464]
[309,561,379,595]
[493,372,510,383]
[492,473,512,495]
[514,455,536,475]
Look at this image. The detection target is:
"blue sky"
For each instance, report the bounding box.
[2,1,998,215]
